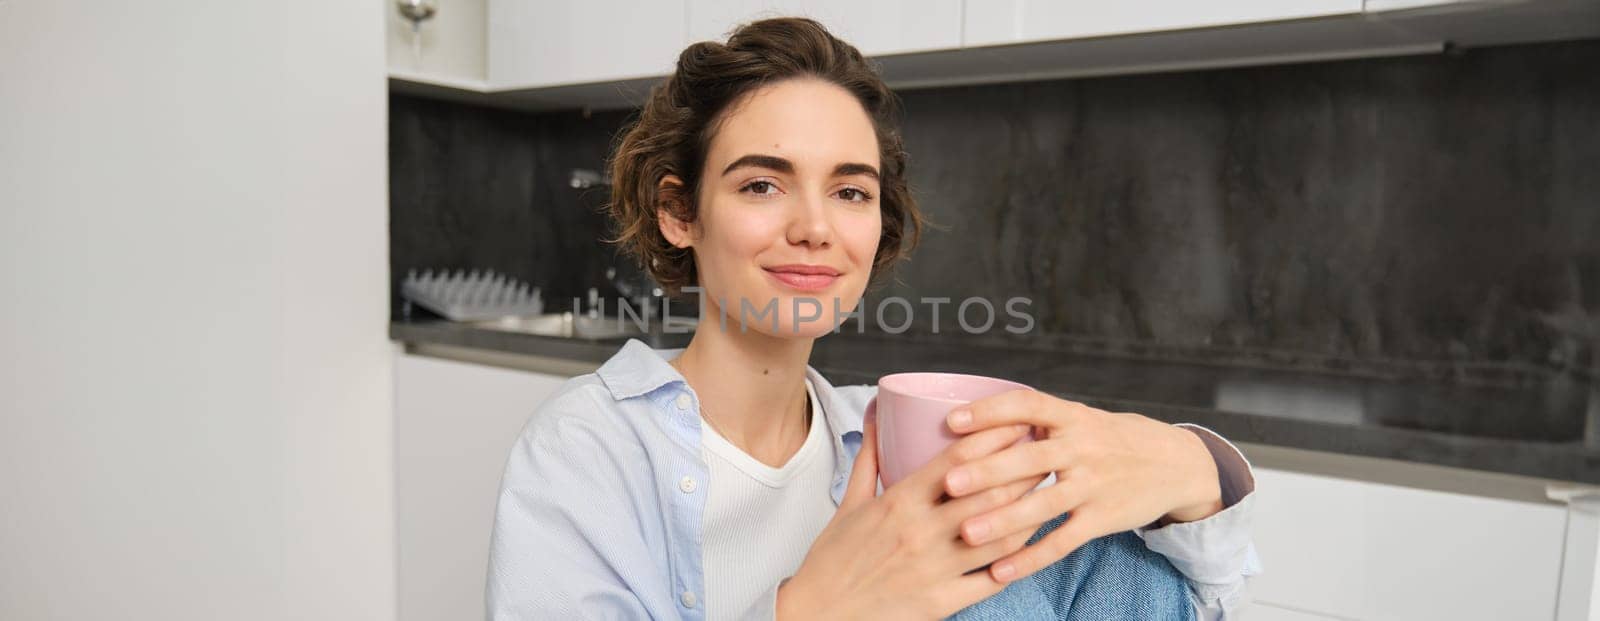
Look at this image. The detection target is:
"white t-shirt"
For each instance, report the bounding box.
[700,378,836,621]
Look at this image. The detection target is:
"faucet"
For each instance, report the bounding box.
[569,168,612,189]
[606,265,661,325]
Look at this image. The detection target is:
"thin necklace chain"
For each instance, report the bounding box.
[700,389,810,442]
[673,360,810,441]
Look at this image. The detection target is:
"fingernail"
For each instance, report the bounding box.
[946,468,970,495]
[948,408,972,430]
[964,520,990,542]
[993,562,1016,581]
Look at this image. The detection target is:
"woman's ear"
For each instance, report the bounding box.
[656,174,696,249]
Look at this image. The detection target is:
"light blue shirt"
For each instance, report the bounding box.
[486,339,1260,620]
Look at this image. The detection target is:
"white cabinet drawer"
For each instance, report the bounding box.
[1252,468,1565,620]
[395,353,571,621]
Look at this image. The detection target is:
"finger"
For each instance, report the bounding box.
[954,524,1037,577]
[989,512,1099,584]
[931,565,1011,616]
[948,389,1093,435]
[934,473,1047,534]
[959,480,1089,546]
[944,438,1063,498]
[840,412,880,510]
[897,423,1033,504]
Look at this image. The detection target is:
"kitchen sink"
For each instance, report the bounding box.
[464,313,694,342]
[472,312,649,340]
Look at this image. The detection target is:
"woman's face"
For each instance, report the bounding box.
[661,78,883,339]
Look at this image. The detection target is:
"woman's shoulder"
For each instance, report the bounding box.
[513,372,649,455]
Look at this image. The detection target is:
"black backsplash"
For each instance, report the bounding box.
[390,39,1599,377]
[388,99,636,315]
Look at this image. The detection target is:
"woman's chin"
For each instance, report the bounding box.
[781,319,844,340]
[720,312,851,340]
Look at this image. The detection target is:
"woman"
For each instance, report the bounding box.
[488,17,1258,620]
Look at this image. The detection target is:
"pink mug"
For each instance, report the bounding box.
[866,372,1036,488]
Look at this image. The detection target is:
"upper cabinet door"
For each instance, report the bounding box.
[489,0,687,88]
[964,0,1363,47]
[1363,0,1474,10]
[686,0,963,57]
[387,0,488,85]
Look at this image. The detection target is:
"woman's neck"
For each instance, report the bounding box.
[670,311,815,468]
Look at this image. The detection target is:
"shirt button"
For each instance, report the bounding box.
[680,590,697,608]
[679,476,697,494]
[675,393,692,410]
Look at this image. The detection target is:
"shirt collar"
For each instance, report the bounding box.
[596,338,863,441]
[595,338,682,400]
[805,364,864,439]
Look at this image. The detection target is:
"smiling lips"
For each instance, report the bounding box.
[763,264,842,292]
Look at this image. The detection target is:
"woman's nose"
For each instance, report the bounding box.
[784,191,832,249]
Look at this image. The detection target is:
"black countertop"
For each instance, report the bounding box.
[391,320,1600,484]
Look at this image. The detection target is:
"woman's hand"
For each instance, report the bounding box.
[940,390,1223,584]
[777,414,1047,620]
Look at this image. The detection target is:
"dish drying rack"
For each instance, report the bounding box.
[401,269,543,321]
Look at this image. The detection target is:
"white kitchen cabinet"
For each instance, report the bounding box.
[686,0,963,56]
[488,0,687,88]
[400,0,1597,111]
[395,353,573,621]
[1250,467,1567,620]
[963,0,1363,47]
[388,0,489,87]
[1364,0,1481,11]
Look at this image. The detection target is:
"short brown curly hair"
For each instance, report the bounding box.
[605,17,922,296]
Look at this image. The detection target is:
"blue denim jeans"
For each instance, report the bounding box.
[949,514,1194,620]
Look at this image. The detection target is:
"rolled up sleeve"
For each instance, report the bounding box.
[1135,424,1262,621]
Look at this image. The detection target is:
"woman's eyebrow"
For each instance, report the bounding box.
[721,154,793,176]
[719,155,880,180]
[833,162,879,180]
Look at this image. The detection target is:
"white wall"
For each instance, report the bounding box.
[0,1,395,619]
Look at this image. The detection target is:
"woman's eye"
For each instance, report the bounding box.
[837,187,873,202]
[740,180,780,196]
